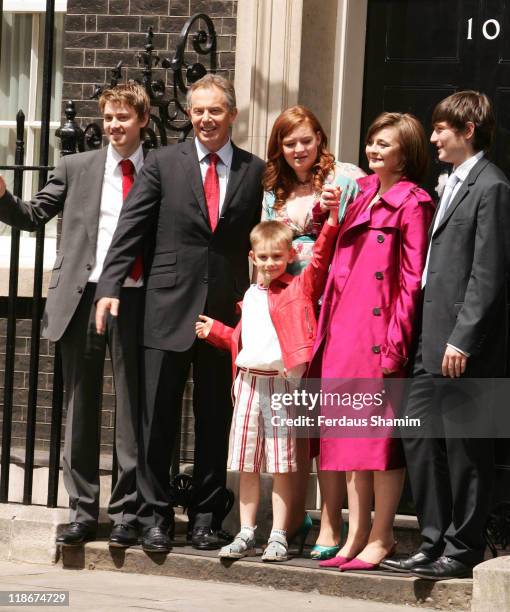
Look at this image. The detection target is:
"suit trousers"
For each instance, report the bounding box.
[61,283,142,527]
[402,334,494,566]
[137,339,232,531]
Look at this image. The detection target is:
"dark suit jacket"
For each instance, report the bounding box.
[0,148,110,341]
[95,139,265,352]
[422,157,510,375]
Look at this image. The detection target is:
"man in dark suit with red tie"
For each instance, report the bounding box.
[95,74,265,552]
[0,83,150,547]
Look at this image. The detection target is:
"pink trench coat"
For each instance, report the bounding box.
[310,173,435,471]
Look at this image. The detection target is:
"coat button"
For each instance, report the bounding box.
[86,264,92,270]
[372,345,381,354]
[373,307,381,316]
[377,235,385,243]
[202,277,208,284]
[77,286,83,294]
[375,271,384,280]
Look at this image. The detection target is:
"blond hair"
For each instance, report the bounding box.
[250,221,294,250]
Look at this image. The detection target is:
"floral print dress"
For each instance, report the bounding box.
[262,161,364,275]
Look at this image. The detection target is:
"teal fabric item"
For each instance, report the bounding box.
[261,162,362,275]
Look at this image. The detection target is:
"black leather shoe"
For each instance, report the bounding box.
[216,528,233,544]
[411,556,473,580]
[109,524,139,548]
[141,527,172,553]
[380,551,436,573]
[191,527,233,550]
[56,522,97,546]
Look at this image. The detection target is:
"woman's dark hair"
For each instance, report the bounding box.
[366,112,429,183]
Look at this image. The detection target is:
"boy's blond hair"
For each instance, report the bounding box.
[250,220,293,250]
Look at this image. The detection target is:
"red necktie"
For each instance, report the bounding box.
[119,159,143,281]
[204,153,220,231]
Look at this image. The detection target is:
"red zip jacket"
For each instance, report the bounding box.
[206,222,340,378]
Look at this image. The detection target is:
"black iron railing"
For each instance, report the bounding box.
[0,6,216,508]
[0,0,58,506]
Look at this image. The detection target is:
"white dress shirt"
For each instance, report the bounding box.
[195,137,233,219]
[88,143,144,286]
[431,150,484,237]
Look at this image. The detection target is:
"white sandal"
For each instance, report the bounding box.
[261,532,288,562]
[218,529,257,559]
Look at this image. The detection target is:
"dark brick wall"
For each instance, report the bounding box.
[63,0,238,139]
[0,319,55,453]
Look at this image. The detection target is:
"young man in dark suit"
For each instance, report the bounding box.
[0,84,150,547]
[382,91,510,579]
[95,74,265,553]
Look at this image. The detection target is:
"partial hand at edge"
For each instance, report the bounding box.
[0,175,7,199]
[195,314,213,339]
[382,367,397,375]
[95,297,119,335]
[320,184,341,214]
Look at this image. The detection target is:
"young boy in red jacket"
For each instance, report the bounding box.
[195,201,339,561]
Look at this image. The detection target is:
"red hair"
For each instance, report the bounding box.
[263,106,335,208]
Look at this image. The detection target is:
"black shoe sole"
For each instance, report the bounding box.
[56,538,96,547]
[410,572,472,581]
[379,565,412,574]
[142,545,171,553]
[192,542,223,551]
[108,539,138,548]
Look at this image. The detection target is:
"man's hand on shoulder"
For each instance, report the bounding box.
[0,174,7,198]
[95,297,120,335]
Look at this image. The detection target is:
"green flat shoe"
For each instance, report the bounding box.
[309,544,341,560]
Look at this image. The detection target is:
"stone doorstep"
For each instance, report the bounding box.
[8,502,510,610]
[472,556,510,612]
[59,542,473,611]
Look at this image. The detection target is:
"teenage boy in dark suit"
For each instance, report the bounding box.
[382,91,510,579]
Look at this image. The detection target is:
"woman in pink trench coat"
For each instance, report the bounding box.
[313,112,435,571]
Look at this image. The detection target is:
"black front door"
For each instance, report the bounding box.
[362,0,510,510]
[362,0,510,193]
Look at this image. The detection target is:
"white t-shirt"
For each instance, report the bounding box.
[236,284,284,371]
[235,284,306,377]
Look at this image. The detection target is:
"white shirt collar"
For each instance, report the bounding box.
[452,150,484,182]
[194,137,234,168]
[106,142,144,173]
